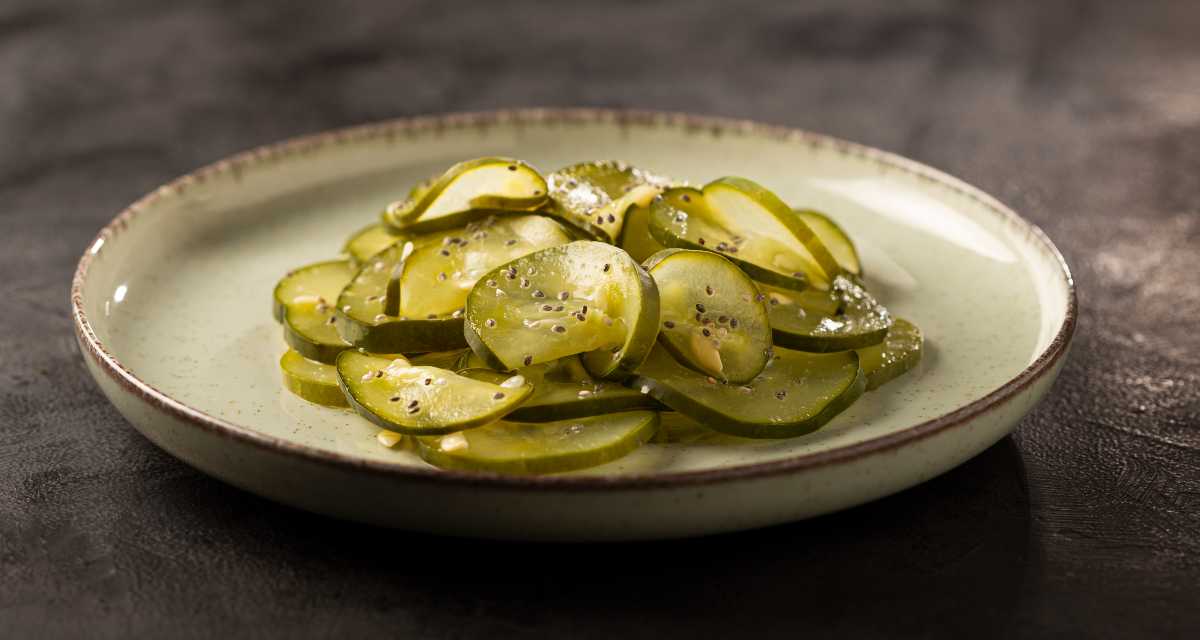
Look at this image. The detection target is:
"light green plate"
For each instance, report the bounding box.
[71,109,1075,541]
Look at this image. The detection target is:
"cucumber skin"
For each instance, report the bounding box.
[416,412,661,475]
[630,355,866,439]
[336,314,467,354]
[709,177,844,285]
[580,260,661,381]
[282,319,349,364]
[462,322,511,372]
[279,352,349,408]
[641,248,772,385]
[646,195,812,293]
[771,326,889,353]
[383,157,548,233]
[505,393,664,422]
[334,352,530,436]
[282,374,348,407]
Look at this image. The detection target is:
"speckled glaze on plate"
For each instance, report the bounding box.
[71,109,1075,541]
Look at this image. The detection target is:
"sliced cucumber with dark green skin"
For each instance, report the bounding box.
[392,214,572,319]
[630,344,864,439]
[272,260,356,363]
[794,209,861,275]
[618,203,667,262]
[649,188,809,291]
[765,276,892,353]
[460,367,663,422]
[279,349,348,407]
[649,178,845,291]
[857,317,923,390]
[643,249,771,384]
[336,352,533,435]
[416,411,660,475]
[464,241,660,379]
[336,241,466,353]
[343,223,401,265]
[383,158,548,233]
[544,161,669,243]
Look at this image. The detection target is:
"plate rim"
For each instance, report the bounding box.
[70,107,1077,491]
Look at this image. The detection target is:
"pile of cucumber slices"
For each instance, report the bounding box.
[273,157,923,474]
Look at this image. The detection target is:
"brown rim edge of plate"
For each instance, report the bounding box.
[70,107,1078,491]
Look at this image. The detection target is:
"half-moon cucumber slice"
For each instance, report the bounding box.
[279,349,348,407]
[793,209,861,276]
[336,241,466,353]
[336,352,533,435]
[343,223,401,266]
[416,411,660,474]
[765,276,891,353]
[648,178,844,291]
[383,158,548,233]
[857,317,923,390]
[642,248,772,384]
[464,241,660,379]
[395,214,571,319]
[272,260,356,363]
[630,344,864,439]
[460,366,662,422]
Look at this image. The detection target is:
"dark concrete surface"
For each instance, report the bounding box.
[3,0,1199,637]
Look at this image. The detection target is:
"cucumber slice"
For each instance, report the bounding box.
[343,223,400,265]
[642,249,772,384]
[279,349,348,407]
[463,241,660,379]
[336,241,466,353]
[460,366,662,422]
[618,203,667,263]
[649,188,808,291]
[648,178,844,291]
[631,344,864,439]
[544,161,669,243]
[857,317,923,390]
[765,275,892,353]
[416,411,660,474]
[395,214,572,319]
[336,352,533,435]
[704,178,842,288]
[384,158,548,233]
[794,209,861,275]
[272,260,355,363]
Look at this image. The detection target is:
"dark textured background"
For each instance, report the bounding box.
[3,0,1199,637]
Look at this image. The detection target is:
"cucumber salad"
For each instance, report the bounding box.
[273,158,923,474]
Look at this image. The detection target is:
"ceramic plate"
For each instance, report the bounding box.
[72,109,1075,540]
